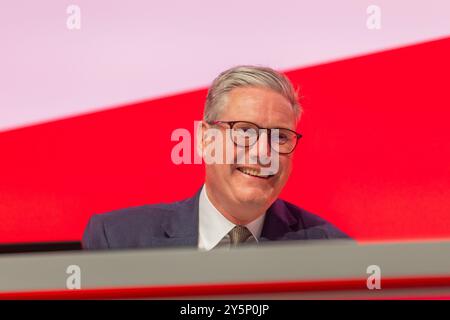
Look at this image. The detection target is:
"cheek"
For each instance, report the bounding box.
[278,158,293,180]
[213,164,234,181]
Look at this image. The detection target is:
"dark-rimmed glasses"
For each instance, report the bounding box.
[207,120,302,154]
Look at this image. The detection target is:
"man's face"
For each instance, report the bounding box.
[203,86,298,222]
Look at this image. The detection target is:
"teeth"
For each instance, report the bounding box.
[238,167,271,178]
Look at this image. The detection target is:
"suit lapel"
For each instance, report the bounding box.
[150,188,202,248]
[260,199,303,241]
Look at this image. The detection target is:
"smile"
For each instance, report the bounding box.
[236,167,275,179]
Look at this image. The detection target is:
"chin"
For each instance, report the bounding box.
[233,186,272,206]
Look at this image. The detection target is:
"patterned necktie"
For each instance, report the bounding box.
[229,225,252,247]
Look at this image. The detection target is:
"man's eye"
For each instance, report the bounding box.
[274,134,288,144]
[237,128,256,134]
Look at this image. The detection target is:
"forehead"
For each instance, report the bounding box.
[220,86,297,130]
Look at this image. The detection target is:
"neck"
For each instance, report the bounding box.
[204,184,268,225]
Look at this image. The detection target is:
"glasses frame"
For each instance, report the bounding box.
[207,120,302,154]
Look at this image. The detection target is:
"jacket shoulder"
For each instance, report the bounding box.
[82,201,179,250]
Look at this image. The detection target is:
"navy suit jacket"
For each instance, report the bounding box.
[82,188,351,250]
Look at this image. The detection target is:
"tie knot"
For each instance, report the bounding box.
[229,225,252,246]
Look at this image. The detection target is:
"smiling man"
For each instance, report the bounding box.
[82,65,350,251]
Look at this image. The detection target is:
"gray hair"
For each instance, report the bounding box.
[204,65,301,122]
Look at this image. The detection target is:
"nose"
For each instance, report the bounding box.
[248,130,271,166]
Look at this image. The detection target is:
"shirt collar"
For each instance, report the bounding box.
[198,184,266,251]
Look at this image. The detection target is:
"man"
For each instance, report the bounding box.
[83,65,350,250]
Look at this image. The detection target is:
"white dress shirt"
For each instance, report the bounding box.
[198,185,266,251]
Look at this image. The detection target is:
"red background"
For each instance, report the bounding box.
[0,38,449,244]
